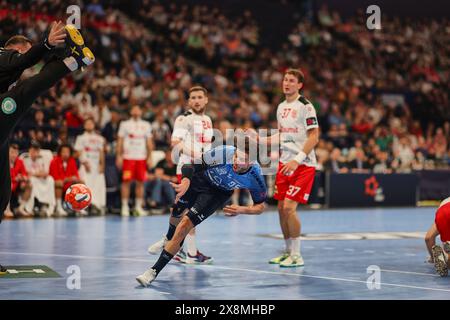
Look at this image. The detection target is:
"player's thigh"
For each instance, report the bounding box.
[134,160,147,182]
[285,165,316,204]
[122,159,135,182]
[186,190,233,226]
[436,204,450,242]
[274,163,290,201]
[171,185,198,219]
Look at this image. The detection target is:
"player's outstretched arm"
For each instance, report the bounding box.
[223,202,266,216]
[2,21,66,72]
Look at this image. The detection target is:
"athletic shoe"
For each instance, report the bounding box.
[279,255,305,268]
[269,253,290,264]
[134,206,148,217]
[0,264,6,275]
[432,245,448,277]
[136,268,157,287]
[64,24,95,69]
[173,248,187,263]
[148,236,167,255]
[121,205,130,217]
[186,250,214,264]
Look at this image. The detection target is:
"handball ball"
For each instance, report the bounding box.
[64,183,92,211]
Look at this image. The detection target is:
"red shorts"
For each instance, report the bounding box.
[177,174,182,183]
[274,163,316,204]
[435,202,450,242]
[122,159,147,182]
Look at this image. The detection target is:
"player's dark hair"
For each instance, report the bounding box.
[9,143,19,150]
[188,86,208,96]
[57,143,73,156]
[5,35,32,48]
[29,140,41,150]
[285,68,304,84]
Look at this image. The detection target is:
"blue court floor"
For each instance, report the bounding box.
[0,207,449,300]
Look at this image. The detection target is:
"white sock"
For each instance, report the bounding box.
[63,56,79,71]
[57,200,63,211]
[121,199,128,209]
[136,198,144,209]
[185,233,197,256]
[285,238,292,253]
[290,237,301,257]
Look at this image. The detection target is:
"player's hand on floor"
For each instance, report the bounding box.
[171,178,190,203]
[223,205,242,216]
[48,21,66,46]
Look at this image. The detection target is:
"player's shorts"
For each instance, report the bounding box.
[274,163,316,204]
[177,174,182,184]
[171,173,233,226]
[435,202,450,242]
[122,159,147,182]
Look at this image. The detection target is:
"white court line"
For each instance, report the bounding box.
[379,269,439,278]
[323,247,335,250]
[363,250,375,254]
[0,251,448,293]
[344,248,355,252]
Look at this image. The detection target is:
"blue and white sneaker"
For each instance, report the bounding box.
[186,250,214,264]
[173,248,187,263]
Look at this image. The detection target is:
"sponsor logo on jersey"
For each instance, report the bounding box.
[306,117,317,126]
[1,97,17,114]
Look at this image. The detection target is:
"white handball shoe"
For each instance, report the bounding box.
[121,205,130,217]
[279,254,305,268]
[136,268,157,287]
[148,236,168,255]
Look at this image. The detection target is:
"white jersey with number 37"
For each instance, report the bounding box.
[276,95,319,167]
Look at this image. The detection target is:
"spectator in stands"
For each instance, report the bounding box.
[324,148,349,173]
[373,151,393,174]
[49,144,82,216]
[151,112,172,150]
[146,149,177,211]
[8,144,32,218]
[349,149,371,173]
[23,141,56,217]
[102,108,122,146]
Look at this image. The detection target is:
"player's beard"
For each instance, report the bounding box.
[191,105,205,114]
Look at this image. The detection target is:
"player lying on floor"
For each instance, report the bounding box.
[136,142,267,287]
[425,196,450,277]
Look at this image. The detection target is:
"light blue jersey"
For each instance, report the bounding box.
[200,145,267,204]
